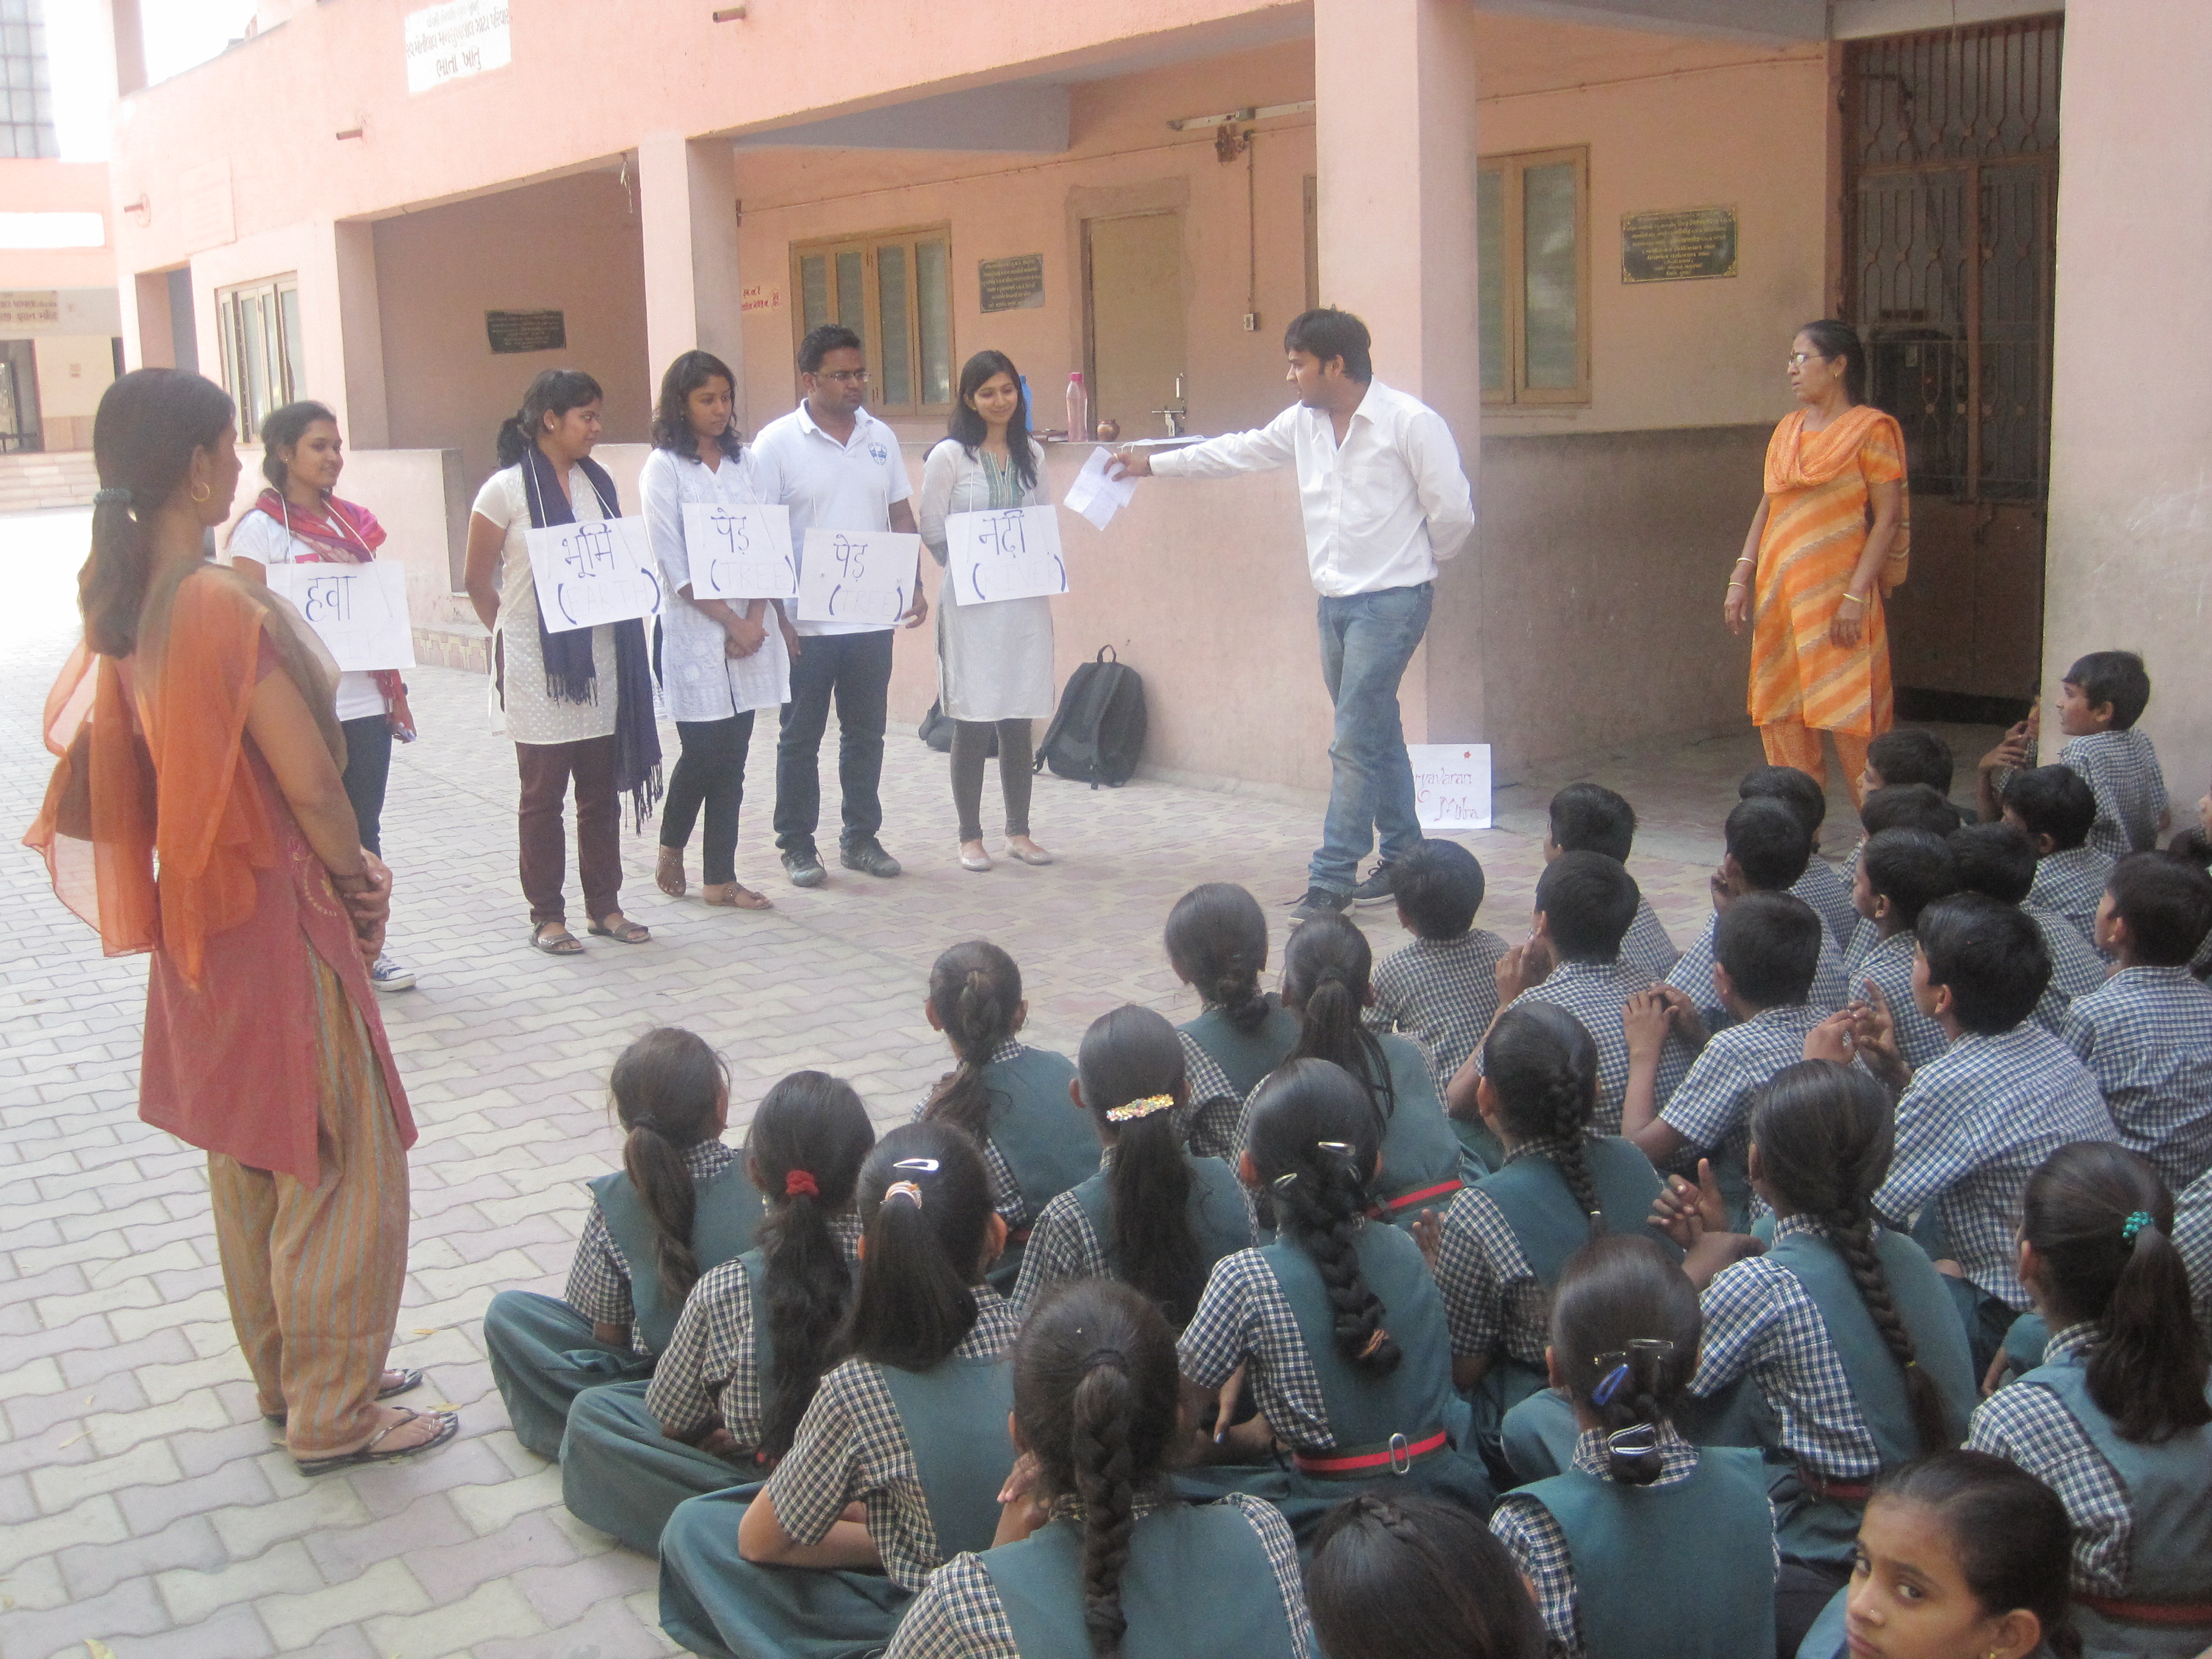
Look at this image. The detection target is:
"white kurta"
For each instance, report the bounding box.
[917,440,1056,723]
[638,446,793,725]
[472,463,618,746]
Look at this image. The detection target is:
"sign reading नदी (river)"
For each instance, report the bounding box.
[1620,206,1738,284]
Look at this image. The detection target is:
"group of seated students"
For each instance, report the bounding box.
[478,646,2212,1659]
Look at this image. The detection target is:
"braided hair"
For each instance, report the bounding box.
[1481,1004,1604,1230]
[1164,883,1274,1035]
[1014,1281,1182,1659]
[1550,1234,1701,1485]
[1751,1061,1952,1456]
[1282,914,1396,1125]
[922,940,1025,1139]
[1246,1059,1399,1375]
[1077,1006,1205,1327]
[1308,1493,1546,1659]
[608,1028,728,1309]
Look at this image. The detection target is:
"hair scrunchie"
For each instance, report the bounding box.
[2121,1209,2154,1245]
[884,1180,925,1209]
[93,487,132,506]
[785,1169,819,1199]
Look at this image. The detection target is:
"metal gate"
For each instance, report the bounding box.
[1843,15,2061,714]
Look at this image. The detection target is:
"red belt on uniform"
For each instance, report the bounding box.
[1292,1427,1450,1480]
[1373,1179,1464,1219]
[1797,1467,1875,1503]
[2078,1595,2212,1626]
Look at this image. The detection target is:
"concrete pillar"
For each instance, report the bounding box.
[297,220,390,447]
[126,270,173,369]
[637,134,743,403]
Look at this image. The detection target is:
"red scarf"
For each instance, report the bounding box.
[248,488,408,711]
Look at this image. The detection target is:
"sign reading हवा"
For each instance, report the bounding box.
[1409,743,1493,831]
[683,503,796,600]
[524,518,663,633]
[943,506,1067,606]
[264,561,417,672]
[796,529,921,625]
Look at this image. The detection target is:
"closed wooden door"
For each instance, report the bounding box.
[1084,212,1185,438]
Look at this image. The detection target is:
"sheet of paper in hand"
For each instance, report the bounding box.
[796,528,921,625]
[1410,743,1492,831]
[944,506,1068,605]
[682,502,797,600]
[263,560,417,672]
[526,517,663,632]
[1062,445,1138,531]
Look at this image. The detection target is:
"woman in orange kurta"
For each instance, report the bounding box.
[1725,320,1910,803]
[23,369,457,1475]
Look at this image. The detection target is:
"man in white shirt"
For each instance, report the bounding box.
[750,324,927,886]
[1116,309,1475,923]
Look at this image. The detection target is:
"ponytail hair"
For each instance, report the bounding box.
[1282,914,1394,1124]
[1164,882,1273,1035]
[495,367,605,468]
[846,1122,996,1370]
[1871,1452,2080,1659]
[609,1028,728,1308]
[922,940,1025,1139]
[2021,1141,2210,1443]
[1751,1061,1954,1455]
[1013,1281,1182,1659]
[1481,1004,1604,1232]
[82,369,237,657]
[1246,1059,1398,1375]
[1078,1005,1203,1326]
[1550,1234,1700,1486]
[1309,1494,1546,1659]
[748,1070,876,1459]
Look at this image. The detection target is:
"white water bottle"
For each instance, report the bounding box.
[1065,372,1087,443]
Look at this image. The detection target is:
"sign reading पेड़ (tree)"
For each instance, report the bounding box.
[1409,743,1492,831]
[943,506,1068,605]
[264,561,417,673]
[796,529,920,625]
[525,518,663,633]
[683,503,796,600]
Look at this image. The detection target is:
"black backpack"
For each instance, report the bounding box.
[917,699,995,756]
[1034,646,1145,788]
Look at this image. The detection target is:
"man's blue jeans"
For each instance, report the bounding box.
[1311,581,1433,896]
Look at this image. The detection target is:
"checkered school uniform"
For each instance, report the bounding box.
[1365,930,1510,1090]
[1486,960,1694,1135]
[1965,1324,2134,1595]
[763,1293,1022,1589]
[1874,1027,2117,1309]
[1620,897,1679,980]
[2062,729,2168,862]
[566,1141,739,1349]
[1179,1247,1351,1449]
[1794,860,1860,952]
[1658,1005,1829,1175]
[2063,965,2212,1190]
[2177,1168,2212,1342]
[2029,904,2113,1035]
[1664,914,1847,1027]
[1179,1033,1244,1163]
[913,1039,1036,1230]
[646,1212,865,1444]
[888,1493,1314,1659]
[1849,931,1953,1073]
[2030,844,2117,945]
[1432,1139,1587,1366]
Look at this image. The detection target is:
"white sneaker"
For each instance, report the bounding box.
[369,954,417,993]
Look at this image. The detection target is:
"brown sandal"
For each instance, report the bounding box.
[294,1406,460,1476]
[702,882,774,911]
[588,913,652,943]
[656,846,687,899]
[531,923,585,955]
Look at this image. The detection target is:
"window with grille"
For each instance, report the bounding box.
[216,275,304,439]
[791,229,953,415]
[0,0,56,159]
[1478,146,1590,406]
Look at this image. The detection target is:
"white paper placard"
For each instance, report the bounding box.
[682,502,796,600]
[264,560,417,672]
[796,528,920,626]
[1410,743,1493,831]
[944,506,1068,605]
[525,517,662,633]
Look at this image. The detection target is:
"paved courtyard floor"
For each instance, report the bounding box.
[2,506,1743,1659]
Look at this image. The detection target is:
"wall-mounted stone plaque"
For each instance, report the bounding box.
[979,254,1046,313]
[486,310,566,354]
[1621,206,1738,283]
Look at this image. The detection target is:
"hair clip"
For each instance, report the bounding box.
[1105,1093,1177,1123]
[1272,1170,1300,1190]
[1591,1362,1632,1406]
[1315,1141,1355,1156]
[2121,1209,2154,1244]
[1605,1424,1658,1461]
[891,1158,940,1173]
[1357,1328,1391,1360]
[883,1180,925,1208]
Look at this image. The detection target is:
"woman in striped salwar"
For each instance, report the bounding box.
[1724,320,1909,805]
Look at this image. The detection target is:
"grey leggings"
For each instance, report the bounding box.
[950,719,1034,842]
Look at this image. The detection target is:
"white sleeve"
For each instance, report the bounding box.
[1148,404,1299,478]
[1405,404,1476,561]
[917,441,959,562]
[638,451,691,595]
[471,468,518,530]
[225,511,290,567]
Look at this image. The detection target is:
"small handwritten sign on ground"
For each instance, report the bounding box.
[683,502,796,600]
[945,506,1067,605]
[1410,743,1492,831]
[797,529,920,625]
[264,560,416,672]
[525,518,662,632]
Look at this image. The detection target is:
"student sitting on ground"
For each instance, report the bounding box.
[1843,828,1960,1071]
[1365,838,1509,1096]
[1858,728,1956,820]
[1949,820,2109,1034]
[2056,649,2170,860]
[888,1279,1316,1659]
[1546,782,1676,977]
[2066,853,2212,1191]
[659,1122,1021,1659]
[1664,797,1847,1031]
[1451,853,1695,1138]
[1010,1005,1252,1324]
[1740,762,1857,951]
[1844,785,1969,968]
[1167,882,1302,1162]
[561,1071,875,1554]
[917,940,1096,1292]
[1968,1142,2212,1659]
[2003,764,2112,945]
[1488,1235,1779,1659]
[1307,1494,1545,1659]
[484,1027,763,1460]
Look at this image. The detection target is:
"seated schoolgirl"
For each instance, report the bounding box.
[658,1122,1021,1659]
[1487,1235,1778,1659]
[1306,1494,1545,1659]
[558,1071,876,1554]
[1433,1003,1675,1433]
[484,1027,762,1458]
[1966,1142,2212,1659]
[888,1279,1316,1659]
[1167,882,1303,1161]
[1011,1005,1253,1325]
[1178,1058,1492,1541]
[916,940,1095,1292]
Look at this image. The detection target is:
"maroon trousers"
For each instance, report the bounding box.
[515,736,620,925]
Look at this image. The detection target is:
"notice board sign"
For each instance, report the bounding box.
[979,254,1046,313]
[1621,206,1738,284]
[405,0,512,95]
[487,310,566,354]
[1409,743,1492,831]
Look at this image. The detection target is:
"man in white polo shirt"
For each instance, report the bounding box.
[1116,308,1474,924]
[751,324,927,887]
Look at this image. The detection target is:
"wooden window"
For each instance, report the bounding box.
[1477,147,1590,406]
[791,227,954,415]
[215,274,304,437]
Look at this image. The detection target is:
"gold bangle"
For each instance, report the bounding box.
[1726,581,1747,592]
[1734,555,1755,565]
[1839,592,1867,606]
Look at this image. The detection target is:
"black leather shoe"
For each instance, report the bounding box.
[782,848,827,888]
[840,840,903,879]
[1287,886,1349,926]
[1350,862,1399,907]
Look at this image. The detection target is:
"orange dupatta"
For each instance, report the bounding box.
[1761,403,1912,589]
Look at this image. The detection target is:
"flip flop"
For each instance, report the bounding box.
[264,1367,424,1427]
[588,914,652,943]
[293,1406,460,1476]
[702,883,773,910]
[531,924,585,955]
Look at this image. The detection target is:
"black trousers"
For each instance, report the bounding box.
[340,714,393,859]
[773,629,893,855]
[660,712,755,886]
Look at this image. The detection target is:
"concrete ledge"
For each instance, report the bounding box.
[414,620,490,675]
